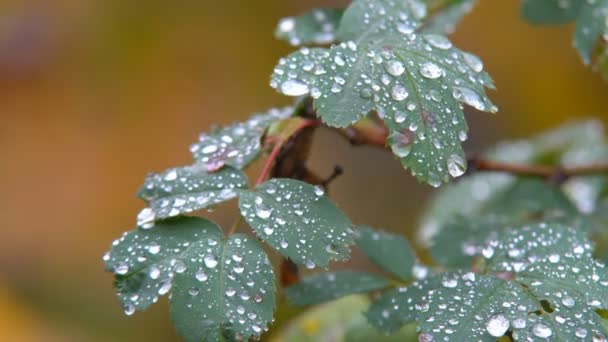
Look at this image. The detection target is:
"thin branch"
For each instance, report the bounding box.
[468,158,608,181]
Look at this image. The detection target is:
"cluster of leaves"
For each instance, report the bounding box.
[284,120,608,341]
[522,0,608,79]
[103,0,608,341]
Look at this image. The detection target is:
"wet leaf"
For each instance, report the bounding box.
[522,0,608,66]
[423,0,477,35]
[190,107,292,171]
[419,223,608,341]
[285,271,390,306]
[238,179,355,268]
[104,217,276,342]
[271,0,496,186]
[275,8,343,46]
[356,226,416,281]
[136,165,248,225]
[367,275,442,333]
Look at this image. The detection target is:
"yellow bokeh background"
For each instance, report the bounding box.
[0,1,607,340]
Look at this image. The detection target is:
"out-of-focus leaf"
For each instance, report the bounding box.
[104,217,276,342]
[367,275,441,333]
[238,179,354,268]
[275,8,343,46]
[270,295,415,342]
[430,178,579,268]
[356,226,416,280]
[136,165,248,226]
[272,14,495,186]
[522,0,608,68]
[190,107,292,171]
[419,223,608,341]
[423,0,477,35]
[285,271,390,306]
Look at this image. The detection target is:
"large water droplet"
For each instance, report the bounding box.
[447,154,467,178]
[391,84,409,101]
[424,34,452,50]
[389,131,414,158]
[124,304,135,316]
[452,87,486,111]
[115,262,129,275]
[195,268,208,282]
[137,208,156,229]
[485,314,509,337]
[462,52,483,73]
[280,79,310,96]
[532,323,552,338]
[204,255,218,268]
[385,60,405,76]
[255,203,273,219]
[419,62,443,79]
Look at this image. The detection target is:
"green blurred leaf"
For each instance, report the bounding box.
[521,0,583,24]
[104,217,276,341]
[275,8,343,46]
[419,223,608,340]
[431,178,579,268]
[190,107,292,171]
[136,165,248,225]
[367,275,442,333]
[271,0,496,186]
[238,179,354,268]
[423,0,477,35]
[522,0,608,66]
[285,271,390,306]
[356,226,416,280]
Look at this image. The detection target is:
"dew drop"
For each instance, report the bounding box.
[137,208,156,229]
[124,304,135,316]
[485,314,509,337]
[424,34,452,49]
[195,268,208,282]
[391,84,409,101]
[204,255,218,268]
[148,242,161,255]
[255,204,273,219]
[115,262,129,275]
[447,154,466,178]
[389,131,414,158]
[532,323,552,338]
[452,87,486,111]
[419,62,443,79]
[280,79,310,96]
[385,60,405,76]
[462,52,483,73]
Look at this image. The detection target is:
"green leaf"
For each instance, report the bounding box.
[522,0,608,66]
[430,178,579,268]
[238,179,355,268]
[136,165,248,226]
[574,0,608,64]
[423,0,477,35]
[367,275,441,333]
[285,271,390,306]
[521,0,583,24]
[356,226,416,280]
[104,217,276,341]
[190,107,292,171]
[418,223,608,341]
[337,0,427,41]
[275,8,344,46]
[271,34,495,186]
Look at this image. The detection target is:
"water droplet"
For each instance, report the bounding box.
[201,144,218,154]
[305,260,315,269]
[418,332,434,342]
[447,154,466,178]
[385,60,405,76]
[391,84,409,101]
[149,266,161,279]
[486,314,509,337]
[148,242,161,255]
[278,17,295,32]
[189,287,199,296]
[164,170,178,181]
[137,208,156,229]
[419,62,443,79]
[158,279,172,295]
[263,227,274,235]
[462,52,483,72]
[236,305,245,315]
[548,254,560,263]
[255,204,273,219]
[280,79,309,96]
[532,323,552,338]
[314,186,325,196]
[452,87,486,111]
[124,304,135,316]
[204,255,218,268]
[561,296,575,308]
[442,278,458,288]
[280,240,288,248]
[389,130,414,158]
[115,262,129,275]
[195,268,208,282]
[225,288,236,297]
[174,260,186,273]
[424,34,452,49]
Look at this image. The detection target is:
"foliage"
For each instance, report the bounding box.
[104,1,608,341]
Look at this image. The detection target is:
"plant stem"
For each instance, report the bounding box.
[228,215,243,235]
[468,158,608,180]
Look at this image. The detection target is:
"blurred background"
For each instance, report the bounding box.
[0,0,607,341]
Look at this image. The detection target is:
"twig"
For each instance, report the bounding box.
[468,158,608,182]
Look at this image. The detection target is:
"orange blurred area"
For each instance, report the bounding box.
[0,1,606,340]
